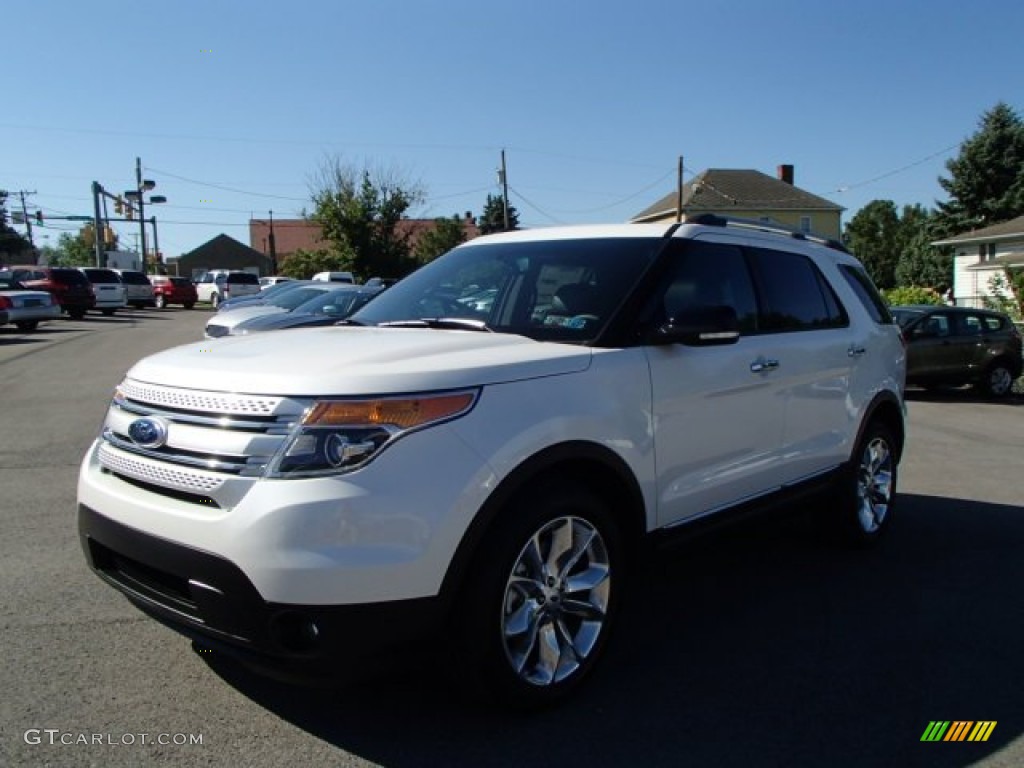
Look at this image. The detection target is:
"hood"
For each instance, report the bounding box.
[208,305,287,329]
[235,311,331,333]
[127,327,592,395]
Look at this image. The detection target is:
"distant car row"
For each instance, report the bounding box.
[204,280,384,338]
[0,266,199,329]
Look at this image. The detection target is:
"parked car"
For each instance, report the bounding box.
[150,275,197,309]
[216,279,314,312]
[79,218,906,708]
[259,276,293,290]
[312,271,355,283]
[891,305,1023,397]
[114,270,156,309]
[0,274,62,331]
[80,268,128,316]
[5,266,95,319]
[196,271,262,307]
[230,285,384,335]
[204,284,335,337]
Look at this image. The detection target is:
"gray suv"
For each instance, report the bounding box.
[892,305,1023,397]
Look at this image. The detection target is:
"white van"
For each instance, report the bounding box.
[311,271,354,284]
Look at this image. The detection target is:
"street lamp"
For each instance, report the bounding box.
[124,157,167,271]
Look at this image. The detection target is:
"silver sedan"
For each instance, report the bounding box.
[0,274,62,331]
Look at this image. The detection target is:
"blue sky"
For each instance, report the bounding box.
[3,0,1022,259]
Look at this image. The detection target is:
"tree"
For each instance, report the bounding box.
[935,102,1024,235]
[414,215,468,264]
[844,200,902,289]
[48,232,95,267]
[893,204,952,289]
[278,248,350,279]
[0,190,32,262]
[308,156,425,280]
[477,193,519,235]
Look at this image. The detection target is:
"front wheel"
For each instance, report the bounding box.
[460,482,622,709]
[183,302,195,309]
[67,309,86,320]
[154,294,166,309]
[211,293,221,309]
[836,421,898,546]
[101,309,116,316]
[15,320,38,331]
[981,362,1015,398]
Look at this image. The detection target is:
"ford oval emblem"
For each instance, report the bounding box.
[127,417,168,449]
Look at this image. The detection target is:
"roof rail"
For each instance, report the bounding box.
[682,213,850,254]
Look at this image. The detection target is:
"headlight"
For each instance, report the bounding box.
[266,390,478,478]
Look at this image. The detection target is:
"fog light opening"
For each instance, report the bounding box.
[271,612,321,654]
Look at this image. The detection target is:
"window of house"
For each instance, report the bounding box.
[799,216,812,233]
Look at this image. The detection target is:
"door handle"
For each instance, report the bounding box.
[750,358,779,373]
[848,345,866,357]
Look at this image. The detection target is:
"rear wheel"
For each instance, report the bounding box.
[101,309,116,316]
[67,309,86,320]
[154,294,166,309]
[460,481,622,709]
[183,302,194,309]
[15,320,38,331]
[981,362,1015,398]
[835,421,898,546]
[211,293,221,309]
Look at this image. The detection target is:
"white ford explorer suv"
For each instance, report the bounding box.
[78,218,906,708]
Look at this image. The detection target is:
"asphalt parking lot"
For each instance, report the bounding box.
[1,310,1022,768]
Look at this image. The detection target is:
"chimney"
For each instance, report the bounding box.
[777,164,794,185]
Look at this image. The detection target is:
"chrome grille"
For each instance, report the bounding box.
[100,380,309,498]
[98,443,225,494]
[117,380,288,416]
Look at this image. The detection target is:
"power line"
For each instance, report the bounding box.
[508,186,567,226]
[145,166,309,202]
[823,143,961,195]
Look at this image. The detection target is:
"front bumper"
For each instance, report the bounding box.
[79,504,443,680]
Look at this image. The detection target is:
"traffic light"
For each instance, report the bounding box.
[35,210,43,225]
[125,204,133,221]
[103,226,116,247]
[114,197,124,215]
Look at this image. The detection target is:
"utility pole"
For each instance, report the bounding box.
[150,216,160,272]
[18,191,36,248]
[676,155,684,223]
[268,210,277,274]
[136,157,148,268]
[92,182,104,266]
[499,149,510,231]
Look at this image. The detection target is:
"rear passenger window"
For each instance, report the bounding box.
[837,264,893,324]
[748,248,848,332]
[983,315,1004,331]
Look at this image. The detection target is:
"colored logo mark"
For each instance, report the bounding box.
[921,721,997,742]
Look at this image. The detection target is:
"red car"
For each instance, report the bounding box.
[150,275,197,309]
[6,266,96,319]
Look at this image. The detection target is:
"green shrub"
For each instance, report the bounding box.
[883,286,944,307]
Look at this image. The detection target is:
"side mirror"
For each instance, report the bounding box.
[648,305,740,346]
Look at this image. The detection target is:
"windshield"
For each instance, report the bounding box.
[350,237,662,343]
[294,288,381,317]
[270,286,329,310]
[890,308,925,328]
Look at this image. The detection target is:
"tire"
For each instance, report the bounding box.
[835,421,898,546]
[981,362,1015,398]
[459,481,623,709]
[101,309,116,316]
[15,320,38,331]
[183,302,195,310]
[211,293,221,309]
[154,294,166,309]
[68,309,86,320]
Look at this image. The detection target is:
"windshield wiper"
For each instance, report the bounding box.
[377,318,494,332]
[333,318,367,326]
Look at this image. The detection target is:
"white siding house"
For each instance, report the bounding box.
[933,215,1024,308]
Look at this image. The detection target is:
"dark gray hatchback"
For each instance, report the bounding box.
[892,305,1023,397]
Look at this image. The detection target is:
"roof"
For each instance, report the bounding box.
[965,251,1024,270]
[932,214,1024,246]
[178,234,272,272]
[631,169,843,222]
